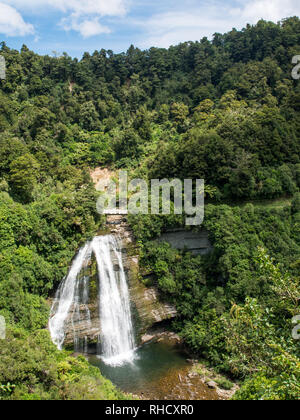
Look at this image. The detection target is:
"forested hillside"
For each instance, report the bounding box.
[0,17,299,400]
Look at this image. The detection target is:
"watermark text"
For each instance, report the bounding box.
[292,315,300,340]
[292,55,300,80]
[0,56,6,80]
[0,316,6,340]
[96,171,204,226]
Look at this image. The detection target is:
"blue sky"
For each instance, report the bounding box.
[0,0,299,57]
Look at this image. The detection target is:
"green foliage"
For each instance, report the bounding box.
[233,363,300,400]
[215,378,234,391]
[0,328,126,400]
[292,192,300,214]
[228,300,300,400]
[1,18,300,199]
[9,154,40,202]
[130,200,300,399]
[0,18,300,400]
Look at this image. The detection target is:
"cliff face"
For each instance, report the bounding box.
[158,229,213,255]
[63,303,100,347]
[127,258,178,336]
[60,255,101,347]
[108,215,178,338]
[62,215,177,347]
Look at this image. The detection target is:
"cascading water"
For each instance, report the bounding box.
[72,272,92,353]
[93,236,135,366]
[49,235,136,366]
[49,243,92,351]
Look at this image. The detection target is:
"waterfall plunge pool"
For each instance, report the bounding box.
[88,339,220,400]
[88,340,201,400]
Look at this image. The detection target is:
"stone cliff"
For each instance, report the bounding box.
[107,215,178,338]
[157,229,213,255]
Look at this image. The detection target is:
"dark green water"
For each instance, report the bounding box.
[88,341,189,396]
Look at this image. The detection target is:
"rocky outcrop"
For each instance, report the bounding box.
[63,303,100,347]
[57,255,101,347]
[141,331,181,345]
[107,215,178,338]
[157,229,213,255]
[128,264,178,336]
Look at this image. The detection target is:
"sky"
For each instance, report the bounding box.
[0,0,299,57]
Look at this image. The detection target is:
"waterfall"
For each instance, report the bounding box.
[49,235,136,366]
[93,236,136,366]
[49,242,92,350]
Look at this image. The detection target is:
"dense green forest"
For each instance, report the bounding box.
[0,17,299,400]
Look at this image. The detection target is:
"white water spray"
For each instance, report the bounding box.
[49,243,92,350]
[49,235,136,366]
[93,236,135,366]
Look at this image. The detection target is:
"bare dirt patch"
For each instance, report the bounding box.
[90,167,115,186]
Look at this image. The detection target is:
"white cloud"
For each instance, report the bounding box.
[138,0,300,49]
[53,0,127,17]
[0,2,34,36]
[0,0,299,43]
[5,0,127,37]
[61,16,111,38]
[7,0,127,16]
[232,0,299,23]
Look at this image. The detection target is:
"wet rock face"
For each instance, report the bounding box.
[141,331,181,345]
[128,271,178,336]
[59,259,101,347]
[107,215,178,338]
[63,303,101,347]
[157,229,213,255]
[207,381,218,390]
